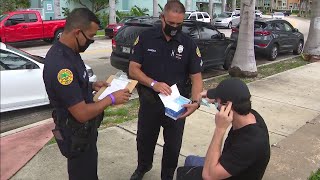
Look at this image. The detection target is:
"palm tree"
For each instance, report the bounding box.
[232,0,237,11]
[209,0,214,17]
[109,0,116,24]
[153,0,158,17]
[303,0,320,61]
[222,0,226,12]
[185,0,192,11]
[229,0,257,77]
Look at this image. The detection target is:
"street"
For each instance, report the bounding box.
[0,15,311,133]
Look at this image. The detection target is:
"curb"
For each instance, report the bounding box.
[0,118,53,138]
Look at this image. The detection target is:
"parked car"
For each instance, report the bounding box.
[212,11,240,29]
[0,10,65,43]
[105,16,149,38]
[110,18,236,72]
[230,19,304,60]
[272,12,285,19]
[255,10,263,18]
[0,42,97,112]
[283,11,291,16]
[184,11,211,23]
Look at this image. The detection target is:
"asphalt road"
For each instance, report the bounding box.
[0,15,310,133]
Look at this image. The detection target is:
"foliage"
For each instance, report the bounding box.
[115,6,149,23]
[67,0,113,13]
[0,0,30,14]
[158,3,164,13]
[96,11,109,28]
[62,7,71,17]
[308,169,320,180]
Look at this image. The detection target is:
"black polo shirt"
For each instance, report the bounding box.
[130,25,202,86]
[43,41,93,109]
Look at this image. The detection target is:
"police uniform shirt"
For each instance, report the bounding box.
[130,25,203,86]
[43,41,93,109]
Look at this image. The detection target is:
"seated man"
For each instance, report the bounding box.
[178,78,270,180]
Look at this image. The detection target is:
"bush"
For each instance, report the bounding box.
[309,169,320,180]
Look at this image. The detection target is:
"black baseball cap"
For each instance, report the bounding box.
[207,78,251,103]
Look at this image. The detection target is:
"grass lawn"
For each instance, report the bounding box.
[309,169,320,180]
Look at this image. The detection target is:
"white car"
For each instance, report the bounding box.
[185,11,211,23]
[0,42,97,113]
[272,12,285,19]
[213,11,240,29]
[255,10,263,18]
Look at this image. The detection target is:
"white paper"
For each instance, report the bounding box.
[98,78,129,100]
[158,84,181,106]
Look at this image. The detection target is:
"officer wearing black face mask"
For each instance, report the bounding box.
[43,8,131,180]
[129,1,203,180]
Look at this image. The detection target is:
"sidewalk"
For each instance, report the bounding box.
[2,62,320,180]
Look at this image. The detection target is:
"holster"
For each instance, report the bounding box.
[52,110,102,158]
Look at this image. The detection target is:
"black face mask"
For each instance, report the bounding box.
[163,18,182,37]
[76,30,94,52]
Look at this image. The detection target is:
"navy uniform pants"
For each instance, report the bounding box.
[137,100,186,180]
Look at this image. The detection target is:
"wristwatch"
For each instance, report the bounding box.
[192,100,201,109]
[150,80,157,88]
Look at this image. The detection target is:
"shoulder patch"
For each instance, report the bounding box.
[196,47,201,57]
[57,69,73,86]
[134,36,139,46]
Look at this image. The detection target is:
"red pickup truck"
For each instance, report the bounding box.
[0,10,65,43]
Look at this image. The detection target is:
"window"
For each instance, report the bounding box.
[283,22,293,32]
[197,13,204,19]
[275,22,285,31]
[0,50,38,70]
[8,14,26,24]
[182,24,200,39]
[190,14,196,20]
[199,26,219,39]
[28,13,38,22]
[203,13,209,18]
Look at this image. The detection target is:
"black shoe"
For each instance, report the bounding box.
[130,166,152,180]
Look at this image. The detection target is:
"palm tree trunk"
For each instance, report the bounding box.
[299,0,304,17]
[303,0,320,61]
[229,0,257,77]
[185,0,192,11]
[222,0,226,12]
[232,0,236,11]
[109,0,116,24]
[209,0,214,17]
[153,0,159,17]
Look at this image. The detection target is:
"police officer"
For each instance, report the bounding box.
[43,8,131,180]
[128,1,203,180]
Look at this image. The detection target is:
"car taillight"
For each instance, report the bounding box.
[232,27,239,33]
[255,31,271,36]
[112,38,116,50]
[257,43,268,47]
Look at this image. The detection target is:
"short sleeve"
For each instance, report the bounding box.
[188,41,203,74]
[130,35,144,64]
[219,141,257,176]
[53,67,84,108]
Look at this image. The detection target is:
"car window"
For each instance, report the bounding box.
[199,26,219,39]
[8,14,26,24]
[184,13,191,19]
[275,22,285,31]
[28,13,38,22]
[254,22,272,30]
[203,13,210,18]
[0,50,38,70]
[182,23,200,39]
[190,14,196,20]
[197,13,204,19]
[0,14,9,21]
[283,22,293,32]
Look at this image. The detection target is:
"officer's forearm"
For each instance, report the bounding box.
[190,73,203,101]
[129,62,154,87]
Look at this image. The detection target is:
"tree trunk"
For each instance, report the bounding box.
[153,0,159,17]
[299,0,304,17]
[222,0,226,12]
[262,0,265,10]
[232,0,236,11]
[185,0,192,11]
[109,0,116,24]
[229,0,257,77]
[209,0,214,17]
[270,0,274,12]
[303,0,320,61]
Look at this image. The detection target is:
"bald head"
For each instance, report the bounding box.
[163,0,186,15]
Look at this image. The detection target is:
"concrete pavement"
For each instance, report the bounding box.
[3,62,320,180]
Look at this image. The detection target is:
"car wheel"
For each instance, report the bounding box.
[223,49,235,70]
[293,40,304,55]
[268,44,278,61]
[54,29,63,42]
[228,22,232,29]
[43,38,54,43]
